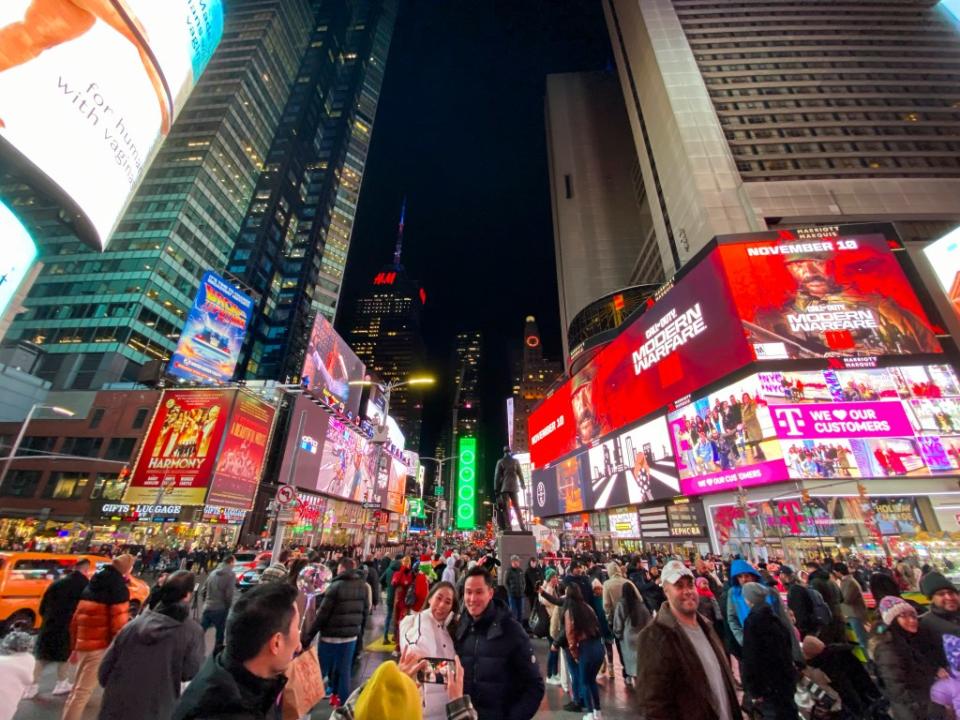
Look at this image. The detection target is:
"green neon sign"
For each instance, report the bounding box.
[407,497,425,519]
[456,437,477,530]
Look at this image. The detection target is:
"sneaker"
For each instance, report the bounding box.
[562,701,583,712]
[329,694,340,708]
[593,711,604,720]
[52,680,73,696]
[545,675,562,686]
[22,684,38,700]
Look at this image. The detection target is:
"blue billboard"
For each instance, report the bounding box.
[168,271,254,384]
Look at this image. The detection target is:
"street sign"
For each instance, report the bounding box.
[278,507,296,523]
[362,501,380,510]
[276,484,296,506]
[434,485,444,496]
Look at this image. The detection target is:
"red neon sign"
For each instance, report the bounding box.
[373,272,397,286]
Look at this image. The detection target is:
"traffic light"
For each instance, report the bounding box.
[801,488,811,504]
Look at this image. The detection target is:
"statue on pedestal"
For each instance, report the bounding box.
[494,446,527,532]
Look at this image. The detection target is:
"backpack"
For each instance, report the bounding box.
[404,570,419,608]
[807,587,832,629]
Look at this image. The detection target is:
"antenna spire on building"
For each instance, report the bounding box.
[393,196,406,268]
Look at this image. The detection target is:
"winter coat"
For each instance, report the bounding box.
[635,603,741,720]
[35,570,88,662]
[505,567,525,598]
[539,586,564,640]
[494,454,524,494]
[454,599,544,720]
[810,571,846,644]
[172,651,287,720]
[442,557,457,585]
[523,564,544,598]
[839,574,868,625]
[918,605,960,667]
[98,603,205,720]
[786,581,818,638]
[562,573,593,605]
[302,569,370,646]
[612,596,649,677]
[382,559,401,606]
[399,608,458,720]
[363,562,381,608]
[71,565,130,652]
[870,625,943,720]
[331,681,477,720]
[0,652,34,720]
[202,563,236,612]
[601,567,630,624]
[741,604,798,702]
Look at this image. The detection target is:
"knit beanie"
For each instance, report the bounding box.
[920,571,957,599]
[545,567,557,581]
[260,562,289,583]
[353,660,422,720]
[879,595,916,626]
[742,582,768,607]
[801,635,825,661]
[112,553,135,577]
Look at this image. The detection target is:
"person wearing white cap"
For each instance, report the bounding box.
[635,560,739,720]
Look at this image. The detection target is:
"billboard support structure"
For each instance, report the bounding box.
[272,409,306,553]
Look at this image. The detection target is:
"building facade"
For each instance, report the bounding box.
[545,71,664,364]
[229,0,398,382]
[1,0,315,390]
[603,0,960,275]
[511,316,562,454]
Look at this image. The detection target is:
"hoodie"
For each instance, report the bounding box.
[726,559,763,646]
[98,604,205,720]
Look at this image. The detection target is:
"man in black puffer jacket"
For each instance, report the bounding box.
[301,558,369,705]
[455,566,544,720]
[741,582,799,720]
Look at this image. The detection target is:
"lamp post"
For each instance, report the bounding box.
[419,455,458,550]
[0,403,75,486]
[349,376,434,554]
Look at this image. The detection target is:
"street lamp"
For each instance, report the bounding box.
[0,403,76,486]
[419,455,458,547]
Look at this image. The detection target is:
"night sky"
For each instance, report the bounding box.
[338,0,611,486]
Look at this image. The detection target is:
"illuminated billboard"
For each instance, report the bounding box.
[0,200,37,321]
[922,226,960,326]
[124,388,232,505]
[382,456,408,514]
[168,271,254,385]
[455,437,477,530]
[276,395,330,492]
[943,0,960,21]
[0,0,224,249]
[608,509,640,539]
[206,392,276,510]
[302,315,366,415]
[315,417,378,503]
[718,231,940,361]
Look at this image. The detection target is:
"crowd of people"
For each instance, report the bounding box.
[4,543,960,720]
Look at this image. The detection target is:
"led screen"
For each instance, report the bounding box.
[276,395,330,492]
[206,392,276,510]
[315,417,379,503]
[0,201,38,323]
[455,437,477,530]
[168,271,254,385]
[302,315,366,415]
[0,0,224,248]
[922,226,960,326]
[608,509,640,538]
[718,231,940,361]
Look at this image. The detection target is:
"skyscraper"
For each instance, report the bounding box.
[229,0,398,382]
[2,0,314,390]
[604,0,960,272]
[511,316,562,453]
[546,71,664,364]
[348,214,427,448]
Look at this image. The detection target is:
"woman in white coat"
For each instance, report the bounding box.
[398,581,459,720]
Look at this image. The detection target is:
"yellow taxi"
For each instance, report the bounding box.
[0,552,150,633]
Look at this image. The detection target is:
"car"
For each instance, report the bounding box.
[232,551,271,579]
[0,552,150,633]
[236,567,264,593]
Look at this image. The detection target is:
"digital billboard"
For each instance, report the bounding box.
[528,252,752,468]
[455,437,477,530]
[0,200,38,323]
[276,395,330,491]
[717,230,941,361]
[302,315,366,415]
[922,226,960,326]
[382,456,408,514]
[168,271,254,385]
[608,509,640,539]
[124,388,232,505]
[315,417,379,503]
[206,392,276,510]
[0,0,224,249]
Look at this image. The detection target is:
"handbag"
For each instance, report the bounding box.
[281,645,325,720]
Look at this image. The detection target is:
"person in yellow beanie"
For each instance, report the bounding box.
[332,648,476,720]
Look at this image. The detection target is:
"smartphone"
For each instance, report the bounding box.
[417,657,455,685]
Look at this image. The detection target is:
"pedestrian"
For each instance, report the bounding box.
[781,565,820,639]
[301,557,370,707]
[25,558,92,699]
[172,582,301,720]
[399,582,459,720]
[505,555,526,622]
[918,571,960,667]
[62,554,133,720]
[454,566,544,720]
[635,560,740,719]
[556,582,604,720]
[612,581,649,688]
[391,556,415,649]
[200,554,236,656]
[835,561,869,649]
[695,577,724,639]
[539,568,564,686]
[870,595,946,720]
[562,560,594,606]
[524,557,544,621]
[259,562,289,584]
[807,562,846,644]
[740,582,798,720]
[0,631,36,720]
[97,570,204,720]
[588,578,615,680]
[601,561,630,680]
[442,556,457,585]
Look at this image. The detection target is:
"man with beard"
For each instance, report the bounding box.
[752,252,939,357]
[571,370,600,446]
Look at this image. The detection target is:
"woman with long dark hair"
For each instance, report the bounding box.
[399,581,459,720]
[554,583,604,719]
[613,582,650,688]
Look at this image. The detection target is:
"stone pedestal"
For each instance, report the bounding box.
[496,531,537,586]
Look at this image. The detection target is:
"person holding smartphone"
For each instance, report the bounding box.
[399,581,459,720]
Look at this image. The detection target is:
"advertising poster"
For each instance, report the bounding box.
[0,0,224,249]
[922,226,960,325]
[382,456,407,514]
[302,315,366,415]
[315,417,378,503]
[585,415,678,508]
[168,271,254,384]
[276,395,329,491]
[528,252,752,468]
[206,393,276,510]
[0,201,38,320]
[717,231,941,360]
[607,509,640,539]
[124,388,232,505]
